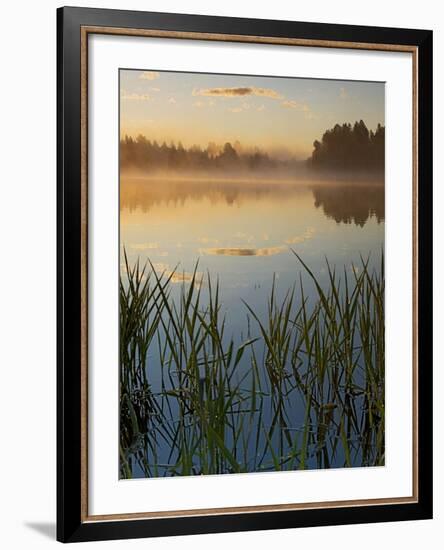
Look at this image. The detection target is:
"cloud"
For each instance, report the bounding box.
[281,100,310,112]
[257,104,265,112]
[200,246,286,257]
[284,227,315,245]
[193,87,284,100]
[152,262,203,286]
[284,236,306,245]
[121,92,151,101]
[192,99,216,108]
[149,87,161,92]
[139,71,160,80]
[198,237,219,244]
[151,262,169,272]
[169,271,203,285]
[129,242,158,250]
[228,102,252,113]
[281,100,317,120]
[233,231,254,243]
[168,97,177,104]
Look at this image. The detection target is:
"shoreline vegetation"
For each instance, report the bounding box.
[119,252,385,479]
[120,120,384,176]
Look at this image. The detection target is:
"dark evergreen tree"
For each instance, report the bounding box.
[309,120,384,170]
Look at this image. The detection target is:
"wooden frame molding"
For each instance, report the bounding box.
[79,25,419,523]
[58,7,432,542]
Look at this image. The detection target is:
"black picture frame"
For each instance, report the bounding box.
[57,6,433,543]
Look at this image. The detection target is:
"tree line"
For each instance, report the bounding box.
[120,120,384,174]
[309,120,384,170]
[120,136,281,173]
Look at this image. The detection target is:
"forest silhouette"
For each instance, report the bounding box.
[120,137,283,173]
[309,120,385,171]
[120,120,384,175]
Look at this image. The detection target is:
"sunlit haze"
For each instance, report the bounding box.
[120,69,384,159]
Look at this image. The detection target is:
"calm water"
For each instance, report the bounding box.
[120,175,385,477]
[121,175,384,321]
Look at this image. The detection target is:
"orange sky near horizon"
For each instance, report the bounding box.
[120,69,385,160]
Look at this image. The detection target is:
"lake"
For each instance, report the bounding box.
[121,175,384,331]
[119,174,385,478]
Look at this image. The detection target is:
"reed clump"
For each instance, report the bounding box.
[120,251,384,478]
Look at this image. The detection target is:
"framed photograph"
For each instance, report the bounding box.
[57,6,433,543]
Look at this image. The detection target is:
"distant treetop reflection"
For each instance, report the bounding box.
[120,175,384,228]
[312,184,384,226]
[120,176,309,213]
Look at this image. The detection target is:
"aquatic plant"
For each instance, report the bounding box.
[119,251,384,478]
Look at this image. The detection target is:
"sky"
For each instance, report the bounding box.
[120,69,385,159]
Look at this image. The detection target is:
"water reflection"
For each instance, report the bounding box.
[121,175,384,227]
[312,184,384,226]
[121,176,310,212]
[120,175,384,299]
[120,174,384,320]
[200,246,287,256]
[120,174,385,477]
